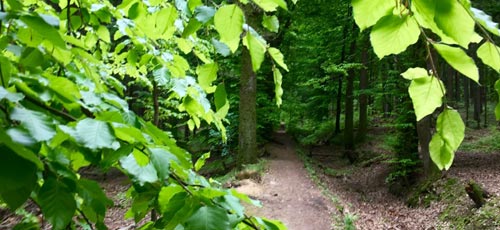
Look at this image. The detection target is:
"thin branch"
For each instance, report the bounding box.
[77,208,95,230]
[23,94,78,121]
[43,0,62,12]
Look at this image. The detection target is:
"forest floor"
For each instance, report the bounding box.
[234,131,335,229]
[2,128,500,230]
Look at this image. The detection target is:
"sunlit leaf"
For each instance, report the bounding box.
[408,75,445,121]
[434,0,475,48]
[184,206,230,230]
[243,29,267,72]
[477,42,500,73]
[352,0,394,31]
[214,5,244,53]
[74,118,116,150]
[370,14,420,59]
[433,43,479,83]
[268,47,288,72]
[11,107,56,142]
[429,109,464,170]
[262,15,279,33]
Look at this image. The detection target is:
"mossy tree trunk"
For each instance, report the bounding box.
[238,46,258,165]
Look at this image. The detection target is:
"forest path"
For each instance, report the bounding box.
[236,132,334,230]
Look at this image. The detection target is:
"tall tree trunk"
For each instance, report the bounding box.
[153,80,160,127]
[335,76,342,134]
[465,78,470,126]
[344,18,357,162]
[357,37,369,141]
[472,82,481,129]
[238,47,258,165]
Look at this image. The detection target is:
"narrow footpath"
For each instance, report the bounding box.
[236,133,334,230]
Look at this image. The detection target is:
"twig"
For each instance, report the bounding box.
[77,208,95,230]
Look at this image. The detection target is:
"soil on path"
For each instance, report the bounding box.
[235,132,334,230]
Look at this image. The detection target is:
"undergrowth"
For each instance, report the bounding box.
[460,127,500,153]
[408,178,500,229]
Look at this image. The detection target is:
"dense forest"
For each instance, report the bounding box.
[0,0,499,229]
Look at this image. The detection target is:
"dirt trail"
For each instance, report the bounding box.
[236,132,334,230]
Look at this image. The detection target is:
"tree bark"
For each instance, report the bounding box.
[417,115,439,178]
[238,47,258,165]
[357,37,369,141]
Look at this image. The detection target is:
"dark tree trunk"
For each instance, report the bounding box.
[238,47,258,165]
[472,82,481,129]
[465,78,470,125]
[344,18,357,162]
[357,37,369,141]
[153,80,160,127]
[417,116,439,178]
[335,76,342,134]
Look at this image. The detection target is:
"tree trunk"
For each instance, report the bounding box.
[344,20,357,162]
[465,77,470,126]
[335,75,342,134]
[238,47,258,165]
[417,115,439,178]
[472,82,481,129]
[357,37,369,141]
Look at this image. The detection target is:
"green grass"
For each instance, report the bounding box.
[460,127,500,153]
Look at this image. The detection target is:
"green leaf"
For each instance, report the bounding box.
[194,152,210,171]
[184,206,230,230]
[188,0,203,12]
[158,185,184,214]
[11,107,56,142]
[195,6,216,23]
[429,109,464,170]
[433,43,479,83]
[38,178,76,229]
[252,0,287,12]
[470,7,500,36]
[211,38,231,57]
[48,76,82,102]
[262,15,279,33]
[0,56,11,86]
[214,5,244,53]
[97,26,111,43]
[120,153,159,185]
[495,80,500,120]
[196,63,218,93]
[0,146,37,210]
[150,147,178,180]
[434,0,475,48]
[0,130,43,168]
[243,30,267,72]
[401,67,429,80]
[214,84,229,118]
[408,75,445,121]
[370,14,420,59]
[0,86,24,102]
[74,118,116,150]
[352,0,394,31]
[20,15,66,48]
[216,195,245,217]
[77,179,113,223]
[273,68,283,107]
[477,42,500,73]
[268,47,288,71]
[112,124,147,144]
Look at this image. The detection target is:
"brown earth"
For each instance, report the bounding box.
[235,132,334,230]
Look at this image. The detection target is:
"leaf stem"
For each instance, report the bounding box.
[77,208,95,230]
